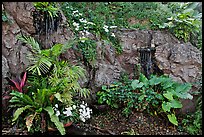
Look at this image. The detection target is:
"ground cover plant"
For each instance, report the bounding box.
[97,73,193,126]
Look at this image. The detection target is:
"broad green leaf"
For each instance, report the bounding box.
[131,80,144,89]
[162,102,171,112]
[44,106,66,135]
[176,92,193,100]
[155,94,164,100]
[149,75,163,85]
[167,114,178,126]
[170,99,182,108]
[12,105,32,122]
[139,73,148,83]
[175,83,192,93]
[163,91,174,101]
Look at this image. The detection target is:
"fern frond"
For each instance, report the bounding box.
[17,35,41,54]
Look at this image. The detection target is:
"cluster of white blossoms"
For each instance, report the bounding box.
[72,10,82,16]
[103,25,117,37]
[103,25,109,33]
[79,30,91,42]
[73,22,80,31]
[79,101,92,122]
[53,104,75,117]
[53,101,92,123]
[71,10,95,32]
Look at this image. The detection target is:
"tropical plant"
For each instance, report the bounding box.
[8,35,90,135]
[97,73,193,126]
[5,72,27,93]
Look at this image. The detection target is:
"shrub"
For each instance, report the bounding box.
[97,73,193,126]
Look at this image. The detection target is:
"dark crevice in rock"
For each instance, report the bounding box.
[31,9,62,49]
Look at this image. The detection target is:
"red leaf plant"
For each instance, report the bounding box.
[5,72,28,93]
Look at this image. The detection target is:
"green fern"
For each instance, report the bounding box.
[44,106,66,135]
[12,105,32,123]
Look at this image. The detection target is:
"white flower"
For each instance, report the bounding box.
[79,18,87,23]
[103,25,109,33]
[72,105,76,109]
[63,107,72,117]
[75,27,79,31]
[73,10,79,14]
[55,110,60,117]
[111,33,115,37]
[109,26,117,29]
[78,101,92,122]
[55,104,59,108]
[79,115,86,122]
[87,22,95,25]
[85,30,90,35]
[80,36,87,43]
[73,22,79,27]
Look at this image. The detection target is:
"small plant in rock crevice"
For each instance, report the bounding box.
[32,2,62,36]
[97,73,193,126]
[181,76,202,135]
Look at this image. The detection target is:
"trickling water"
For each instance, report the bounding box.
[138,47,155,78]
[45,15,48,47]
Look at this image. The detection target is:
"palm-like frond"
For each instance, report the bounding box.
[27,54,52,76]
[17,35,41,54]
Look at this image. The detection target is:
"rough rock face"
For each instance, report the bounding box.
[2,2,202,114]
[155,42,202,113]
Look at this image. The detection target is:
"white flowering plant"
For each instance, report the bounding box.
[52,100,93,126]
[8,35,91,135]
[61,3,122,63]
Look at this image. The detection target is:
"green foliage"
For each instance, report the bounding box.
[2,10,9,22]
[97,73,193,126]
[44,106,66,135]
[181,97,202,134]
[33,2,59,18]
[60,2,122,64]
[162,2,202,49]
[8,35,90,135]
[60,2,202,50]
[12,105,32,123]
[181,78,202,135]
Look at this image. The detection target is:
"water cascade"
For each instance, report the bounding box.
[138,47,156,78]
[31,8,62,49]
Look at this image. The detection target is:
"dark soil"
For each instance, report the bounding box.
[77,108,189,135]
[2,107,190,135]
